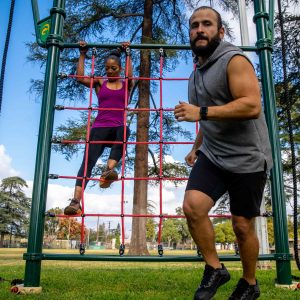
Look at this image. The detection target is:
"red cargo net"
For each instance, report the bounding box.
[50,47,231,255]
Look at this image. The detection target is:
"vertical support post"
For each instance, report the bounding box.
[24,0,66,287]
[31,0,41,45]
[253,0,292,285]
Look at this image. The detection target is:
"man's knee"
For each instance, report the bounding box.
[183,190,213,220]
[232,217,256,241]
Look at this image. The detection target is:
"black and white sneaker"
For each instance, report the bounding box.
[194,263,230,300]
[229,278,260,299]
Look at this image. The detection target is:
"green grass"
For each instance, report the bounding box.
[0,249,300,299]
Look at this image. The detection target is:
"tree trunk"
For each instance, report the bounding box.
[9,227,12,246]
[128,0,153,255]
[0,232,4,247]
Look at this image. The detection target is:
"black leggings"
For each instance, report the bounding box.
[76,126,130,188]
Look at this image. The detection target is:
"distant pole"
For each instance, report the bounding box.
[238,0,250,45]
[96,216,100,243]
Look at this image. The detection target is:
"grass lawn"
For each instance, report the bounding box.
[0,248,300,299]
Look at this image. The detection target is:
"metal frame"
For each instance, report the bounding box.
[25,0,292,288]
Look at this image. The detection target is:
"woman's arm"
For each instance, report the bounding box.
[76,41,101,91]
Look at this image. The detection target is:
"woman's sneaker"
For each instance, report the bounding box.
[194,263,230,300]
[99,169,118,188]
[228,278,260,299]
[64,198,82,215]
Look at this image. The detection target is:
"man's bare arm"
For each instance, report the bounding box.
[174,56,262,122]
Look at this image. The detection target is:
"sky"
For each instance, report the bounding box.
[0,1,263,235]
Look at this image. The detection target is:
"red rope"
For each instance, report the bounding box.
[157,51,164,245]
[119,52,131,245]
[79,49,96,244]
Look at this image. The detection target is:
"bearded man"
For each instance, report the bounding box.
[174,6,272,300]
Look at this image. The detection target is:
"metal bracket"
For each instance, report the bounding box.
[50,7,66,18]
[253,12,269,22]
[46,34,64,49]
[255,38,273,51]
[23,253,43,261]
[274,253,293,261]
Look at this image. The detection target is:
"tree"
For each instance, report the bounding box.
[0,177,31,247]
[214,220,235,249]
[44,207,63,245]
[174,207,191,246]
[27,0,241,254]
[272,1,300,212]
[56,217,86,240]
[214,226,226,247]
[161,218,181,248]
[114,223,121,248]
[145,200,157,243]
[146,218,157,243]
[97,222,107,242]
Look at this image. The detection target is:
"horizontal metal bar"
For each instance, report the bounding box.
[39,254,276,262]
[62,42,258,52]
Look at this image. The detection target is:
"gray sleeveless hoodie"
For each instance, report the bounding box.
[188,41,273,173]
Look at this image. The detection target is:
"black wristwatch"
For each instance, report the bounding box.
[200,106,208,121]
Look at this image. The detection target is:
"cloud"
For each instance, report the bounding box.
[0,145,20,179]
[24,180,134,231]
[23,166,187,236]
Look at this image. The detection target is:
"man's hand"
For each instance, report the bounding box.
[185,149,198,166]
[174,101,200,122]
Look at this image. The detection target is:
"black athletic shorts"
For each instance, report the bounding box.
[186,151,267,218]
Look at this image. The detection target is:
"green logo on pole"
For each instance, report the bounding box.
[38,17,51,43]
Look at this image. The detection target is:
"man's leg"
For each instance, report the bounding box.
[232,215,258,285]
[227,168,266,299]
[229,215,260,299]
[183,190,221,269]
[184,190,230,300]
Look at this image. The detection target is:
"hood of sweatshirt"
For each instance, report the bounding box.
[194,40,243,70]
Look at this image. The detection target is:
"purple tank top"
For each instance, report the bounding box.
[92,81,126,128]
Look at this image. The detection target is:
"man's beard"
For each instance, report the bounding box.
[190,33,221,58]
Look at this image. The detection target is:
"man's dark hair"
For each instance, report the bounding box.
[190,6,223,30]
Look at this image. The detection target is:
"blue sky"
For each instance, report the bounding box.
[0,1,50,179]
[0,1,264,232]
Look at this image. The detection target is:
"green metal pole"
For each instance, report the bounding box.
[37,253,277,262]
[31,0,45,46]
[24,0,66,287]
[31,0,40,38]
[61,42,257,52]
[253,0,292,285]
